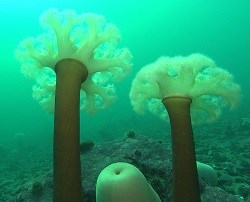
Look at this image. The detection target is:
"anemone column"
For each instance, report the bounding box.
[162,96,200,202]
[54,58,88,202]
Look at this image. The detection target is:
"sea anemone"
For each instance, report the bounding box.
[130,53,240,201]
[96,162,160,202]
[16,9,132,201]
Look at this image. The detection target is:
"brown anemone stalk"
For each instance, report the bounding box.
[162,96,200,202]
[54,58,88,201]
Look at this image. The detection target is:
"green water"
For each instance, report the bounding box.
[0,0,249,154]
[0,0,250,201]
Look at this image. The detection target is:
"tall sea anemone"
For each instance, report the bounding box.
[130,53,240,201]
[16,9,132,201]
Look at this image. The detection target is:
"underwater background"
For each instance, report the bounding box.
[0,0,249,201]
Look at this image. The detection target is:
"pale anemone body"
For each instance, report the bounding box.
[16,9,132,113]
[130,53,240,123]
